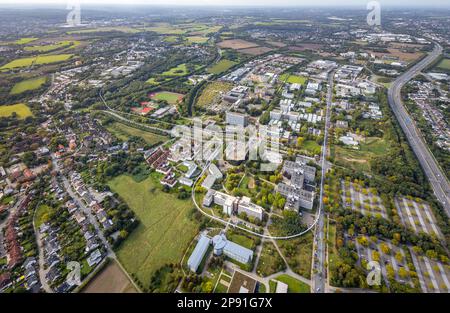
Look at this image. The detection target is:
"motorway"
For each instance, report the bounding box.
[311,71,334,293]
[387,43,450,216]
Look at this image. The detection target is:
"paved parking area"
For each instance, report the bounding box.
[409,248,450,293]
[341,180,389,219]
[394,197,443,239]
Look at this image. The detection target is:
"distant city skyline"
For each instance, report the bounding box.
[0,0,449,8]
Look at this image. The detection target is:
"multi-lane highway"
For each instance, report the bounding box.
[388,43,450,217]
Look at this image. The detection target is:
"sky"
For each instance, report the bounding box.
[0,0,448,7]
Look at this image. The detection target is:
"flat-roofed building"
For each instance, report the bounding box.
[212,234,253,264]
[187,235,211,273]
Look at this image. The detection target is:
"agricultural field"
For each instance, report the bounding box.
[12,37,38,45]
[149,91,185,105]
[145,23,186,35]
[238,46,274,56]
[394,197,443,239]
[196,81,233,108]
[355,236,416,289]
[24,40,80,52]
[341,180,389,219]
[272,274,310,293]
[207,59,237,74]
[186,36,209,44]
[82,260,138,293]
[0,103,33,119]
[105,122,168,145]
[108,175,199,287]
[279,73,307,84]
[409,249,450,293]
[217,39,259,50]
[255,241,286,277]
[333,137,390,172]
[0,54,74,70]
[67,26,141,34]
[161,63,189,76]
[10,76,47,95]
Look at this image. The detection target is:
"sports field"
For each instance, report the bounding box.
[0,54,73,70]
[0,103,33,119]
[207,59,237,74]
[279,73,307,84]
[108,175,198,286]
[149,91,184,105]
[10,77,47,95]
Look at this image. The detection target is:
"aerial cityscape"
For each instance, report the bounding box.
[0,0,449,299]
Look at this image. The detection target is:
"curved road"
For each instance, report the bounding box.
[387,43,450,216]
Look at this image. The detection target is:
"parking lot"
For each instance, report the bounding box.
[410,248,450,293]
[341,180,389,219]
[394,197,443,239]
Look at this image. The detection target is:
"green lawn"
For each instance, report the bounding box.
[10,76,47,95]
[108,175,199,287]
[207,59,237,74]
[105,122,168,145]
[274,274,310,293]
[279,73,307,84]
[161,63,189,76]
[300,140,322,155]
[149,91,184,105]
[0,103,33,119]
[256,241,286,277]
[276,232,313,279]
[34,204,53,228]
[0,54,73,70]
[196,81,233,108]
[227,232,255,250]
[436,58,450,71]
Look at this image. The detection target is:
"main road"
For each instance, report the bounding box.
[387,43,450,216]
[311,70,335,293]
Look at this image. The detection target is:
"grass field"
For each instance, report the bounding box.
[10,76,47,95]
[146,23,186,35]
[0,103,33,119]
[108,175,198,287]
[299,140,322,155]
[24,40,80,52]
[14,37,38,45]
[161,63,189,76]
[34,204,52,228]
[0,54,73,70]
[334,137,389,172]
[276,232,313,279]
[256,241,286,277]
[279,73,307,84]
[207,59,237,74]
[149,91,185,105]
[196,81,233,108]
[436,58,450,71]
[186,36,209,44]
[82,260,137,293]
[274,274,310,293]
[105,122,168,145]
